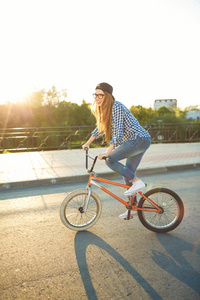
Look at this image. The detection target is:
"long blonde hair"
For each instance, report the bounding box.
[92,92,114,143]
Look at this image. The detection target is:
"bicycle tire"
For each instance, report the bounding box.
[60,188,102,231]
[138,188,184,233]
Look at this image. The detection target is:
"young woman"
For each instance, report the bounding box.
[82,82,151,218]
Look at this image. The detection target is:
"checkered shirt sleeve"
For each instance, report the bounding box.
[91,127,103,139]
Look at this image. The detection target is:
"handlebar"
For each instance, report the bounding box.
[85,147,107,173]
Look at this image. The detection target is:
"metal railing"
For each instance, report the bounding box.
[0,123,199,153]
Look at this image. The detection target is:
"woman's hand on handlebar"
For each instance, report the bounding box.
[98,153,108,160]
[82,143,90,151]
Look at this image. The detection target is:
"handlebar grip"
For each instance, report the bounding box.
[102,156,108,160]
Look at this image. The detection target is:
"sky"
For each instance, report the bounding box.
[0,0,200,110]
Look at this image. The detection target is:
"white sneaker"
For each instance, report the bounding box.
[119,210,137,219]
[124,179,145,196]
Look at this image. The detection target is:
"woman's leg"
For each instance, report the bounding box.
[124,152,145,185]
[105,137,150,182]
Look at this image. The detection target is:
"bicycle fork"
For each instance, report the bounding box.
[83,185,92,212]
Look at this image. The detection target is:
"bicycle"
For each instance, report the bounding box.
[60,148,184,232]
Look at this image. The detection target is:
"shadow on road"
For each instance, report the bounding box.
[75,231,162,300]
[152,234,200,296]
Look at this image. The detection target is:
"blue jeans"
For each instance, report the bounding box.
[105,136,151,185]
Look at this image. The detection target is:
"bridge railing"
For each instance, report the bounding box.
[0,123,199,153]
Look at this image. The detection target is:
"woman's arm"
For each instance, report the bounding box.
[82,135,95,150]
[111,102,125,148]
[98,143,114,160]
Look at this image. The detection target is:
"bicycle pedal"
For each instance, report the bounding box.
[124,216,133,220]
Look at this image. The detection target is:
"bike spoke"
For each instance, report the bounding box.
[141,192,180,230]
[63,193,99,227]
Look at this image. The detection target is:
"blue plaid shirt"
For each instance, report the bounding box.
[92,101,150,148]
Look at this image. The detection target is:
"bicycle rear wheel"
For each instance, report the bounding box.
[60,188,102,231]
[138,188,184,233]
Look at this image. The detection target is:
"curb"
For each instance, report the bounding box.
[0,163,199,191]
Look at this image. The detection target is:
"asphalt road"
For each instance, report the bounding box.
[0,169,200,300]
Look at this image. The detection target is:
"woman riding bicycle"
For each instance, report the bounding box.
[82,82,151,218]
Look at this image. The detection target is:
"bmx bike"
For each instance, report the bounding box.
[60,148,184,232]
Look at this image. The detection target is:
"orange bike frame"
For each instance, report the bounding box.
[88,174,162,213]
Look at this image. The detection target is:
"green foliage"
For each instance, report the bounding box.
[0,87,198,129]
[27,89,45,108]
[175,108,187,119]
[129,105,154,124]
[156,106,173,116]
[129,104,197,125]
[0,86,96,128]
[184,105,199,111]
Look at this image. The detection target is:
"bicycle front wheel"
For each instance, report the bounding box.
[60,189,102,231]
[138,188,184,233]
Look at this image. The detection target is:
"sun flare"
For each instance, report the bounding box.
[0,83,35,105]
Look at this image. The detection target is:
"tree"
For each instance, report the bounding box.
[26,89,45,108]
[45,86,59,106]
[78,100,95,125]
[156,106,173,117]
[0,85,197,129]
[184,105,199,111]
[44,86,67,107]
[175,108,187,120]
[129,105,155,124]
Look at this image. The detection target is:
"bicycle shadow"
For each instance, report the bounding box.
[152,234,200,296]
[75,231,162,300]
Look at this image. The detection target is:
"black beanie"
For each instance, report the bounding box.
[96,82,113,95]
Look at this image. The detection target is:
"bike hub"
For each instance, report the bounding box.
[78,207,84,213]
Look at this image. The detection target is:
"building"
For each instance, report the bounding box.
[154,99,177,111]
[185,110,200,120]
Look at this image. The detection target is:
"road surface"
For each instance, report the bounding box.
[0,169,200,299]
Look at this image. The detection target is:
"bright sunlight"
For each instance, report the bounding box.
[0,0,199,109]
